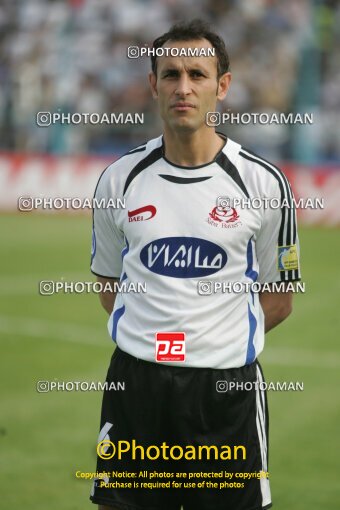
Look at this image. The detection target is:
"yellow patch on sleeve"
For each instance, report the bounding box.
[278,245,299,271]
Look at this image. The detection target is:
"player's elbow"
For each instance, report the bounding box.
[275,301,292,322]
[263,300,293,333]
[260,291,293,332]
[96,277,117,314]
[99,292,115,314]
[270,294,293,324]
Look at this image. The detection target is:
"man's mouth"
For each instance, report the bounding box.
[171,102,196,111]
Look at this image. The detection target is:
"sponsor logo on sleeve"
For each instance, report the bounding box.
[278,245,299,271]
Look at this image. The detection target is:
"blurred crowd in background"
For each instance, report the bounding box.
[0,0,339,163]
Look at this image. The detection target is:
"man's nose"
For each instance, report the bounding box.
[174,73,192,96]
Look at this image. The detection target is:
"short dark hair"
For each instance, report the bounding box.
[151,19,230,78]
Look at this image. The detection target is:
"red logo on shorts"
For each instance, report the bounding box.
[155,332,185,362]
[128,205,156,222]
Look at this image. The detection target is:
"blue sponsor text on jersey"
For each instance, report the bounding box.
[140,237,227,278]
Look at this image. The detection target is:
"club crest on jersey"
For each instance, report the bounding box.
[207,203,242,229]
[140,237,227,278]
[128,205,156,222]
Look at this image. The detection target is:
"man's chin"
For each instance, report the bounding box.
[167,117,200,134]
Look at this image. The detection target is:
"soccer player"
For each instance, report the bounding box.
[90,19,300,510]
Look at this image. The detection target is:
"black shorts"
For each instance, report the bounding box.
[90,347,272,510]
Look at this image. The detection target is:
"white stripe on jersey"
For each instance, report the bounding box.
[255,364,271,507]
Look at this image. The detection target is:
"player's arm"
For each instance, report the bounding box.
[97,276,119,314]
[259,286,293,333]
[255,171,301,334]
[90,165,124,312]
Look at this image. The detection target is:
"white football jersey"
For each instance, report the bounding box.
[91,134,300,368]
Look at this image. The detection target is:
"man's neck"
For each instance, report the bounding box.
[162,127,226,167]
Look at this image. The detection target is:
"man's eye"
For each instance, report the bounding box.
[163,72,178,78]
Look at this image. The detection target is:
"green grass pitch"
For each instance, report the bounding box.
[0,214,339,509]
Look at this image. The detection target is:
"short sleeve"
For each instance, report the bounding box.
[256,177,301,284]
[90,168,124,278]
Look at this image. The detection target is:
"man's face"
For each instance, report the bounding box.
[149,39,230,133]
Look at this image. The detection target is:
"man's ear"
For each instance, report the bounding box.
[217,72,231,101]
[149,71,158,99]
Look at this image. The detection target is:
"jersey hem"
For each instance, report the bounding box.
[90,269,120,279]
[115,346,258,370]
